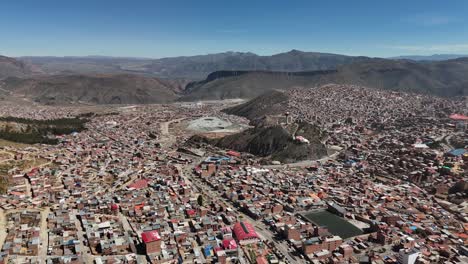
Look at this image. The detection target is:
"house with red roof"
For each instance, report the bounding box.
[186,209,197,218]
[233,221,259,245]
[222,238,238,250]
[449,114,468,121]
[226,150,241,158]
[141,230,161,254]
[128,179,149,190]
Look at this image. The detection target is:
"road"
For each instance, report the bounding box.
[177,165,301,264]
[159,118,185,147]
[72,210,93,263]
[38,207,50,263]
[264,149,340,169]
[0,209,6,251]
[118,212,148,264]
[115,169,138,191]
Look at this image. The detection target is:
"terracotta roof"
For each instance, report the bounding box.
[233,221,259,241]
[256,257,268,264]
[128,179,149,190]
[449,114,468,121]
[141,230,161,243]
[227,150,241,157]
[186,209,196,216]
[222,238,238,250]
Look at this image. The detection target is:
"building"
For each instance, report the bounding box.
[233,221,259,245]
[339,245,353,259]
[303,237,322,255]
[382,215,400,226]
[327,202,346,217]
[141,230,161,254]
[302,236,343,255]
[398,249,420,264]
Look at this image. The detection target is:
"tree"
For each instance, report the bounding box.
[197,194,204,206]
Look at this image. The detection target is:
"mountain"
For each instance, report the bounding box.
[17,51,468,81]
[180,70,335,101]
[330,58,468,96]
[141,50,371,79]
[181,58,468,100]
[391,54,468,61]
[8,52,468,104]
[1,74,178,105]
[19,50,371,79]
[0,55,38,79]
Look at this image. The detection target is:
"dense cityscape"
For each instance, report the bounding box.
[1,2,468,264]
[0,84,466,264]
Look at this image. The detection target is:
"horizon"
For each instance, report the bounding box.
[1,1,468,58]
[9,50,468,60]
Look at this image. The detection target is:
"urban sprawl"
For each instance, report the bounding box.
[0,85,467,264]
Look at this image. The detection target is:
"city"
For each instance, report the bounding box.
[1,1,468,263]
[0,84,466,263]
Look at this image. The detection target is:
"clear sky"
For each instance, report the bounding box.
[1,0,468,58]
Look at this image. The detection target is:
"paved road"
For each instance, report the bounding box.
[0,209,6,251]
[264,150,340,169]
[177,164,301,264]
[118,213,148,264]
[72,210,93,263]
[38,207,50,264]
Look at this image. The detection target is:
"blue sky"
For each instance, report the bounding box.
[1,0,468,58]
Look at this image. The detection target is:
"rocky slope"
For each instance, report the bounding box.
[189,121,327,163]
[182,58,468,100]
[0,55,38,79]
[1,74,179,105]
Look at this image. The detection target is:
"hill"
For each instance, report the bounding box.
[1,74,179,105]
[182,58,468,100]
[189,121,327,163]
[224,84,467,128]
[0,55,38,79]
[222,90,290,122]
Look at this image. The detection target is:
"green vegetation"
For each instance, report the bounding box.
[0,117,88,145]
[0,175,8,194]
[197,194,204,206]
[0,162,19,194]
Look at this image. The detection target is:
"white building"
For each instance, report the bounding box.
[398,248,420,264]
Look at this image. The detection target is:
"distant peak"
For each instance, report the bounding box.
[223,51,257,56]
[289,49,304,53]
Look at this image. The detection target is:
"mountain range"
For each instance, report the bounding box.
[0,50,467,104]
[182,57,468,99]
[390,54,468,61]
[18,50,371,79]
